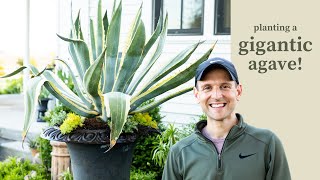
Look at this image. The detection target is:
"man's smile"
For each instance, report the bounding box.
[209,103,226,108]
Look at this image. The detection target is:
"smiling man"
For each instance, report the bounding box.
[162,57,291,180]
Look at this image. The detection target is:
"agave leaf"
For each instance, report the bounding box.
[96,0,104,57]
[130,86,193,114]
[138,41,204,95]
[103,92,131,151]
[113,20,146,92]
[57,34,92,76]
[22,76,46,141]
[74,10,84,40]
[126,10,164,94]
[89,19,97,61]
[84,48,107,113]
[103,10,109,42]
[41,71,86,106]
[0,67,26,78]
[29,65,88,109]
[31,66,50,78]
[126,12,168,95]
[100,10,109,90]
[44,82,99,117]
[68,39,84,79]
[55,58,93,108]
[102,1,122,93]
[130,43,215,110]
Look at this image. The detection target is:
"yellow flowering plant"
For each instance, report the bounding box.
[60,113,84,134]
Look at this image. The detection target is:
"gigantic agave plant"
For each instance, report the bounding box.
[1,0,215,150]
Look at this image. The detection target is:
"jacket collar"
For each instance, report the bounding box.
[195,113,247,140]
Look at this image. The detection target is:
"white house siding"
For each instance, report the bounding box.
[57,0,231,125]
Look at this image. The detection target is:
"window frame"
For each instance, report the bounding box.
[153,0,205,36]
[214,0,231,35]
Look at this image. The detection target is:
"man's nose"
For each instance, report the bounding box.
[210,87,223,99]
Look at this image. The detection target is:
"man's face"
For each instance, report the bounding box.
[194,68,242,121]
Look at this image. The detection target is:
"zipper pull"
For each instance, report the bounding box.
[218,153,221,169]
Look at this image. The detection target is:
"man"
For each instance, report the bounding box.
[162,57,291,180]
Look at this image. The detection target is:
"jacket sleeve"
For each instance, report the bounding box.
[162,147,182,180]
[266,133,291,180]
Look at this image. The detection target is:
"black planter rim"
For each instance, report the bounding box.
[41,126,137,144]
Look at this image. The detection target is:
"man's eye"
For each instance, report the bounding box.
[221,85,231,89]
[203,86,211,90]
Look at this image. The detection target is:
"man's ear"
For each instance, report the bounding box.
[193,87,200,103]
[236,84,243,101]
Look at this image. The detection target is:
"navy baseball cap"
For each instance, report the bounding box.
[195,57,239,87]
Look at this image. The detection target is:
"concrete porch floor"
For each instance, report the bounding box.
[0,94,48,161]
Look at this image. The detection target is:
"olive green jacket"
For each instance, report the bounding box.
[162,114,291,180]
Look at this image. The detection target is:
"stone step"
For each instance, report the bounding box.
[0,127,42,142]
[0,137,33,161]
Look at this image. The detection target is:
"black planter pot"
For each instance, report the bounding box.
[67,142,135,180]
[37,98,51,122]
[41,127,137,180]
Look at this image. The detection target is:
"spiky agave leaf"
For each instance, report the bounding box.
[126,12,168,95]
[84,48,107,114]
[103,92,131,151]
[136,41,204,96]
[22,76,46,141]
[130,86,193,114]
[130,43,216,111]
[102,1,122,93]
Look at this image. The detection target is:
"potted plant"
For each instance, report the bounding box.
[1,0,215,179]
[37,87,51,122]
[27,137,39,157]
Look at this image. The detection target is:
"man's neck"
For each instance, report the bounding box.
[204,114,238,139]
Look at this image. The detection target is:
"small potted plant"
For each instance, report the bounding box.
[27,137,39,157]
[37,87,51,122]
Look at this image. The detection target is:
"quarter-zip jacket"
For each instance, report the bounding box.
[162,114,291,180]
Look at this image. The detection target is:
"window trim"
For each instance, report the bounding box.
[153,0,204,36]
[214,0,231,35]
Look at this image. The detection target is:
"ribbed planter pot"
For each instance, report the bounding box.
[42,127,137,180]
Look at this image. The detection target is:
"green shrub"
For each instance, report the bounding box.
[152,122,196,168]
[131,134,162,179]
[131,100,163,178]
[36,137,52,170]
[0,77,23,94]
[0,157,49,180]
[130,169,157,180]
[60,168,73,180]
[43,105,71,126]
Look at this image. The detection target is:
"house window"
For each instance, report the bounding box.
[153,0,204,35]
[214,0,230,35]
